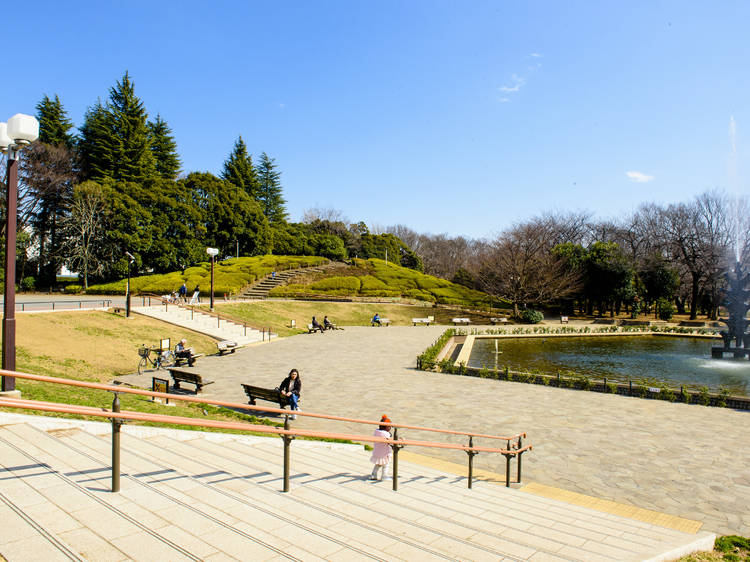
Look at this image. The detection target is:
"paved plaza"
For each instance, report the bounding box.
[121,325,750,538]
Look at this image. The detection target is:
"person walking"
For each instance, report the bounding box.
[369,415,392,481]
[178,282,187,302]
[279,369,302,419]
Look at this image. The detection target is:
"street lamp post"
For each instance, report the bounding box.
[206,247,219,310]
[125,252,135,317]
[0,114,39,393]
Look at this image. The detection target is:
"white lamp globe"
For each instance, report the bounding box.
[0,122,12,152]
[6,113,39,146]
[206,247,219,257]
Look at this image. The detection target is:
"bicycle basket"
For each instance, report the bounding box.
[138,346,150,358]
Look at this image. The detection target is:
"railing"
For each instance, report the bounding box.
[138,293,273,341]
[0,370,531,494]
[13,299,113,312]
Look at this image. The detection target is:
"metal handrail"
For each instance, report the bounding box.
[137,293,272,340]
[0,395,530,492]
[14,299,113,311]
[1,370,525,442]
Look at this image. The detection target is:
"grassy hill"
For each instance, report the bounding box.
[270,258,497,308]
[85,255,328,296]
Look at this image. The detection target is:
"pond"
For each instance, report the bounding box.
[467,335,750,395]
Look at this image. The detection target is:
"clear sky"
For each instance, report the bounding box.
[3,1,749,238]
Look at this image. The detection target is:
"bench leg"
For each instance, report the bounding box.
[173,380,180,389]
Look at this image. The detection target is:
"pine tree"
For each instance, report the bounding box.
[77,72,157,183]
[36,95,75,148]
[255,152,288,225]
[148,115,181,179]
[221,136,258,198]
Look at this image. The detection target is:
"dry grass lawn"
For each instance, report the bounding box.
[11,310,217,382]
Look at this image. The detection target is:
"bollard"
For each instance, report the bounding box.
[282,416,294,492]
[112,393,122,493]
[466,435,478,489]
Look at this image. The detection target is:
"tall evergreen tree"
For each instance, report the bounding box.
[36,95,75,148]
[78,72,157,183]
[255,152,288,225]
[147,114,181,180]
[220,136,258,198]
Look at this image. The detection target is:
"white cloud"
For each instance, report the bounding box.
[278,102,286,109]
[499,74,525,92]
[529,52,542,58]
[498,97,511,103]
[626,171,654,183]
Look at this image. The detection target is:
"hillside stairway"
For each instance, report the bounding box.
[240,262,343,299]
[131,302,272,346]
[0,414,715,561]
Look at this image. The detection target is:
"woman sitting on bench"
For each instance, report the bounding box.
[175,339,195,367]
[279,369,302,419]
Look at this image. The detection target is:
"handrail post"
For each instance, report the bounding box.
[282,416,294,492]
[516,435,523,483]
[466,435,478,489]
[503,452,512,487]
[391,427,404,491]
[112,392,122,493]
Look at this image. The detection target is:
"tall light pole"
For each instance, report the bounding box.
[125,251,135,317]
[206,247,218,310]
[0,114,39,393]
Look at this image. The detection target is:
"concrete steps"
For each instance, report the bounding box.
[131,304,272,347]
[239,263,342,300]
[0,417,715,561]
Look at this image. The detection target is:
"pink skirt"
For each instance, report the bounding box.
[370,442,391,466]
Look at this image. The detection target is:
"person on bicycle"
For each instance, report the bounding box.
[175,339,195,367]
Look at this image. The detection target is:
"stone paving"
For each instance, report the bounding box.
[119,324,750,537]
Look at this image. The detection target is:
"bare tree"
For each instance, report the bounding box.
[301,206,348,224]
[476,217,582,316]
[60,182,108,289]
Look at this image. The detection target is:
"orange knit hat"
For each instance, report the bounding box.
[381,414,391,424]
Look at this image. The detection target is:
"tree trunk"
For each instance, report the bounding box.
[689,272,700,320]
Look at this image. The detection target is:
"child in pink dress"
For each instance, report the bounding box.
[369,415,392,481]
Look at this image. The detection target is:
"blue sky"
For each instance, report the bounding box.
[4,1,749,238]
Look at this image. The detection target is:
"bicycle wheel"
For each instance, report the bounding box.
[138,357,148,375]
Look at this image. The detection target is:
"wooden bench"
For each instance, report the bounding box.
[452,317,471,325]
[307,323,324,333]
[174,352,204,367]
[412,316,434,326]
[490,317,509,325]
[217,340,238,355]
[112,306,126,315]
[241,383,291,408]
[167,367,214,393]
[560,316,569,324]
[371,318,391,326]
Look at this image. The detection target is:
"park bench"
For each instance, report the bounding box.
[307,323,324,333]
[490,317,509,325]
[412,316,434,326]
[560,316,569,324]
[241,383,292,408]
[217,340,238,355]
[167,367,214,393]
[371,318,391,327]
[452,318,471,325]
[112,306,126,315]
[174,352,204,367]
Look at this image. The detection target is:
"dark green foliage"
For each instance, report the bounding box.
[36,94,75,148]
[451,267,475,289]
[255,152,288,225]
[715,535,750,556]
[584,242,635,316]
[360,233,423,271]
[520,309,544,324]
[147,115,181,180]
[698,386,711,406]
[417,329,456,370]
[657,298,675,321]
[311,233,347,260]
[78,72,157,183]
[640,256,679,313]
[221,136,258,198]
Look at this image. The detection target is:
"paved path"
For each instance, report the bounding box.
[119,325,750,537]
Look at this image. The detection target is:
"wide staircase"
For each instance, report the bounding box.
[0,419,714,561]
[132,300,273,346]
[239,263,342,300]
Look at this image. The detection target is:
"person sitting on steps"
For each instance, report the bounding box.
[279,368,302,420]
[372,313,381,326]
[174,339,195,367]
[323,316,334,330]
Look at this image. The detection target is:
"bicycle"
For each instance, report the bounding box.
[137,345,175,375]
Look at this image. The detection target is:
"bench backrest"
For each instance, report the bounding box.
[172,370,201,383]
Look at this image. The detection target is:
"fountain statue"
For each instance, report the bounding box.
[713,261,750,359]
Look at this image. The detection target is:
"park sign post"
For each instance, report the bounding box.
[0,114,39,393]
[206,247,219,310]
